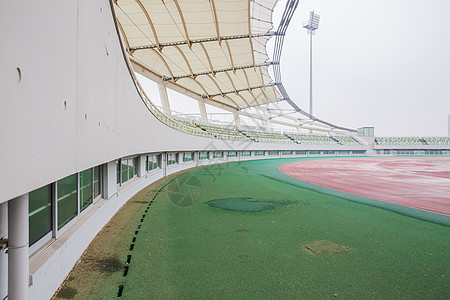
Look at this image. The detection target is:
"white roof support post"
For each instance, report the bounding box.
[8,193,29,300]
[198,100,208,123]
[263,110,271,130]
[0,202,7,300]
[233,111,241,129]
[296,121,302,133]
[157,84,171,115]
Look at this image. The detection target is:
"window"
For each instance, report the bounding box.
[80,169,93,212]
[294,151,306,155]
[155,155,161,169]
[227,151,237,157]
[147,154,161,171]
[94,166,101,198]
[268,151,279,156]
[282,151,292,156]
[253,151,265,156]
[183,152,193,162]
[213,151,223,159]
[121,159,128,183]
[120,158,136,184]
[128,159,135,180]
[241,151,251,157]
[199,152,208,160]
[29,184,52,246]
[57,174,78,229]
[309,150,320,155]
[168,153,178,165]
[322,150,335,155]
[29,163,104,248]
[116,161,120,184]
[353,150,365,155]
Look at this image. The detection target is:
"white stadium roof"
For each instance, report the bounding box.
[113,0,355,133]
[114,0,281,111]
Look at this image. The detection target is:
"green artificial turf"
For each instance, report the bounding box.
[55,157,449,300]
[113,158,449,299]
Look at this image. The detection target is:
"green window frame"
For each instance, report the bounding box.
[241,151,251,157]
[227,151,237,157]
[168,153,178,165]
[29,184,52,246]
[183,152,193,162]
[80,169,93,212]
[57,174,78,229]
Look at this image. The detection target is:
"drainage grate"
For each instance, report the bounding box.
[302,240,352,255]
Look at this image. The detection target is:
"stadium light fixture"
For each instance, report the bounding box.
[303,10,320,132]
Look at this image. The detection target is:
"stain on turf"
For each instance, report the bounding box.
[92,258,123,273]
[57,286,78,299]
[206,198,294,212]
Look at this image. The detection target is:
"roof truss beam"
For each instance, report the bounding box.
[163,62,278,81]
[129,32,280,51]
[205,84,278,98]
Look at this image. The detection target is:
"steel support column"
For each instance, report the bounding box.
[8,194,29,300]
[157,84,171,115]
[0,202,8,300]
[198,101,208,123]
[233,112,241,129]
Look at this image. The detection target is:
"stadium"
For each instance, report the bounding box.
[0,0,449,299]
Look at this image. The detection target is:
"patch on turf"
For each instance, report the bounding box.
[206,198,287,212]
[57,286,78,299]
[92,258,123,273]
[302,240,352,255]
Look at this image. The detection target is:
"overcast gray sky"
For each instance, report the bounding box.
[138,0,450,137]
[273,0,450,136]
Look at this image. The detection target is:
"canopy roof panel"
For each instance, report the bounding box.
[114,0,280,110]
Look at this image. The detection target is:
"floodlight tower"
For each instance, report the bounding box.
[303,11,320,131]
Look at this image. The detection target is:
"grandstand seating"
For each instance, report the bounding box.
[375,137,423,145]
[153,113,212,138]
[194,122,249,141]
[331,135,363,145]
[153,110,447,148]
[286,133,336,145]
[240,130,294,143]
[422,137,450,145]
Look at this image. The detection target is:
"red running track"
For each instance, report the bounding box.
[279,157,450,215]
